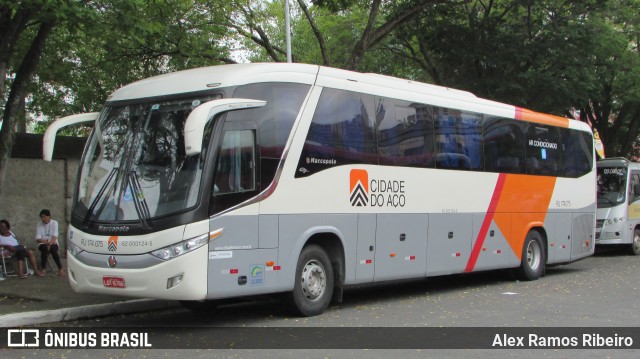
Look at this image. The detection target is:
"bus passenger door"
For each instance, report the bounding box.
[374,214,428,281]
[627,171,640,230]
[426,214,473,276]
[207,122,267,298]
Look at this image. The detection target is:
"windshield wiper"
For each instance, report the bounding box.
[130,171,152,230]
[83,167,117,225]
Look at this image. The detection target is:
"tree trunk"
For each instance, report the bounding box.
[344,0,381,70]
[297,0,329,65]
[344,0,449,70]
[619,103,640,157]
[0,20,55,197]
[0,3,33,101]
[16,95,27,133]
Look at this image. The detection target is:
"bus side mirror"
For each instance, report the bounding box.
[183,99,266,156]
[43,112,100,161]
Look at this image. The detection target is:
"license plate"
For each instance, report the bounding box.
[103,276,126,288]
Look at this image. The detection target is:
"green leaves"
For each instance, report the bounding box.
[14,0,235,130]
[392,0,640,157]
[3,0,640,158]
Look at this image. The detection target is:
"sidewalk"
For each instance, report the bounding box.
[0,257,178,327]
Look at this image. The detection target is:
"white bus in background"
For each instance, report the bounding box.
[596,158,640,254]
[44,63,596,316]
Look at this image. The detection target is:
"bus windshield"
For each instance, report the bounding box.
[597,167,627,208]
[75,95,220,223]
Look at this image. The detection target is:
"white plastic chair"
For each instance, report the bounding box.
[1,247,33,277]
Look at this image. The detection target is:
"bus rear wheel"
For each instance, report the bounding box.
[630,229,640,255]
[515,230,545,281]
[289,244,334,317]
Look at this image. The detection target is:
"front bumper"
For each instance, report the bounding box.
[67,245,208,300]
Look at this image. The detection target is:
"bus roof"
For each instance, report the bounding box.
[107,63,320,102]
[106,63,590,132]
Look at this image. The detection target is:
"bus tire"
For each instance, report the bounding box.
[515,230,545,281]
[289,244,334,317]
[630,228,640,255]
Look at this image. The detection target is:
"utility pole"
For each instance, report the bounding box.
[285,0,292,63]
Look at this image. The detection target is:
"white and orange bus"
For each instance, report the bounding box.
[44,63,595,316]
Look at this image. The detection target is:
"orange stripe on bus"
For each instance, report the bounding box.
[465,173,557,272]
[466,173,506,272]
[515,107,569,128]
[493,174,557,260]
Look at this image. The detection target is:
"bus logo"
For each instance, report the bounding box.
[108,236,118,252]
[7,329,39,347]
[350,169,369,206]
[108,255,118,268]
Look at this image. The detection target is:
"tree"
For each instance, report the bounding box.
[393,0,640,158]
[0,0,81,197]
[0,0,235,196]
[29,0,234,125]
[577,1,640,158]
[226,0,458,70]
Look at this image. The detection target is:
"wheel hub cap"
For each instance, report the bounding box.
[301,260,326,301]
[527,241,541,270]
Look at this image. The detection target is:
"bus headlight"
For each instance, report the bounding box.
[67,240,84,257]
[607,217,626,224]
[150,233,208,260]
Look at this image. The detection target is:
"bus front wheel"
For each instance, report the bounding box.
[630,229,640,255]
[515,230,545,281]
[289,244,334,317]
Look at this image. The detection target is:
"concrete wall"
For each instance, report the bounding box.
[0,134,85,253]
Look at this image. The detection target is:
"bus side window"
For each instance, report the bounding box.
[483,118,526,174]
[232,82,311,189]
[377,100,435,168]
[562,129,593,178]
[296,88,376,177]
[525,124,562,176]
[213,130,256,195]
[630,172,640,203]
[433,107,483,171]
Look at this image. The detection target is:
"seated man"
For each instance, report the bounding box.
[0,219,44,278]
[35,209,64,276]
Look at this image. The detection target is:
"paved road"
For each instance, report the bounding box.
[12,247,640,358]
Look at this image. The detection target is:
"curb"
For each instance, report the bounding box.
[0,299,180,327]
